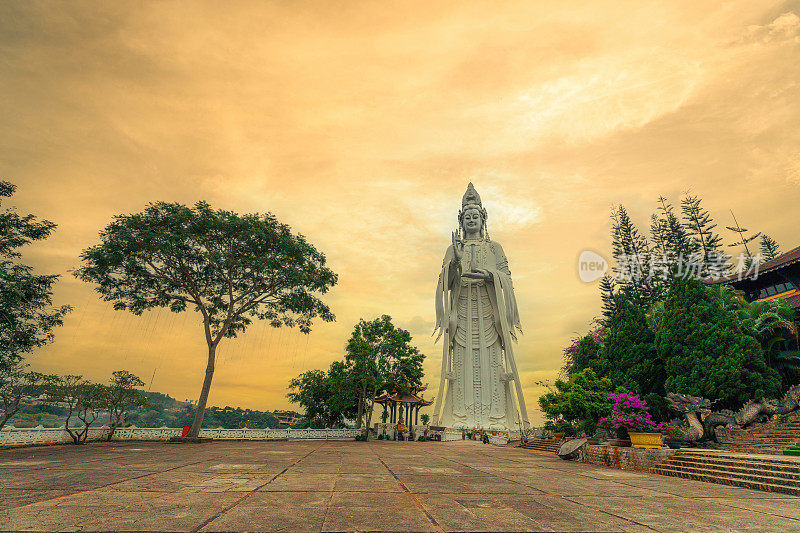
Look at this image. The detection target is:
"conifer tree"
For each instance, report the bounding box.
[610,206,654,309]
[648,197,692,299]
[680,194,727,277]
[725,211,760,258]
[760,234,781,261]
[657,276,781,408]
[726,210,761,271]
[653,197,693,261]
[599,275,617,321]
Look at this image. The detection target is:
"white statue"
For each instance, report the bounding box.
[432,183,530,431]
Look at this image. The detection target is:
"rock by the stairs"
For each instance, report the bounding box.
[558,438,588,460]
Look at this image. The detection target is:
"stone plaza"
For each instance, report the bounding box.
[1,440,799,532]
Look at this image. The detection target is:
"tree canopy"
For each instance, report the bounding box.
[288,315,426,432]
[0,181,70,373]
[74,201,338,436]
[102,370,148,440]
[345,315,425,432]
[538,368,615,436]
[657,277,781,408]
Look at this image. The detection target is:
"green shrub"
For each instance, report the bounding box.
[538,368,615,436]
[657,277,781,408]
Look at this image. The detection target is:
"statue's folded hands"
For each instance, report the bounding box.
[462,268,491,280]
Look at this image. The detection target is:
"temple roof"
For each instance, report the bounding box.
[707,244,800,285]
[373,389,433,406]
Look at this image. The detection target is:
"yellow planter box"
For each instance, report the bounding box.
[629,432,662,449]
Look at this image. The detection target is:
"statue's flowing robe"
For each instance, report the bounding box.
[432,239,529,430]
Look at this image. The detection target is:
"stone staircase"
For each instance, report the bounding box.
[519,438,560,454]
[652,450,800,495]
[713,412,800,455]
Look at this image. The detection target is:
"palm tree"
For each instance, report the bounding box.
[723,289,800,388]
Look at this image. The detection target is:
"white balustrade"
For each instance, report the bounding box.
[443,428,464,441]
[0,425,362,446]
[1,424,515,446]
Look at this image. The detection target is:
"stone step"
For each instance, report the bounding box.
[519,439,560,453]
[741,438,800,443]
[654,462,800,487]
[667,458,800,481]
[729,429,800,434]
[735,439,800,446]
[675,453,800,470]
[749,432,800,436]
[711,444,796,456]
[748,429,800,433]
[652,464,800,496]
[678,450,800,467]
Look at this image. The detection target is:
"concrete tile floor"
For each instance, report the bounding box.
[0,439,799,532]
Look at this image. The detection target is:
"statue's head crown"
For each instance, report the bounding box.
[457,183,489,239]
[461,182,482,209]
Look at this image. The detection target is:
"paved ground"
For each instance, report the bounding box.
[1,440,799,532]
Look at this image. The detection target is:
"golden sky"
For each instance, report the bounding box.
[2,1,800,424]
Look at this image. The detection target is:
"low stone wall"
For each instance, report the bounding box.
[438,428,520,443]
[489,434,509,445]
[442,428,463,441]
[578,444,677,472]
[0,426,362,446]
[374,423,431,440]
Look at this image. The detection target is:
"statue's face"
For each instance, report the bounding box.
[462,208,483,233]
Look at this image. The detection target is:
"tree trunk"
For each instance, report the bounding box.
[0,409,18,431]
[0,395,21,431]
[356,383,366,429]
[65,409,79,444]
[363,387,378,441]
[107,413,120,442]
[188,344,217,438]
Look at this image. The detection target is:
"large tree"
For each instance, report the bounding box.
[680,194,727,278]
[345,315,425,436]
[74,201,337,437]
[287,364,358,428]
[610,205,654,310]
[41,374,89,444]
[0,368,43,430]
[657,277,781,408]
[0,181,71,374]
[102,370,148,440]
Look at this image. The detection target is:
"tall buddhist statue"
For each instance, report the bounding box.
[432,183,530,431]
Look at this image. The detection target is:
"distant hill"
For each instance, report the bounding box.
[6,390,301,430]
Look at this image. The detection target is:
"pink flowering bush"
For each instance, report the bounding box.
[563,320,607,359]
[597,392,663,434]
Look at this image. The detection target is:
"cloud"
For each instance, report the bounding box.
[740,12,800,44]
[3,1,799,425]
